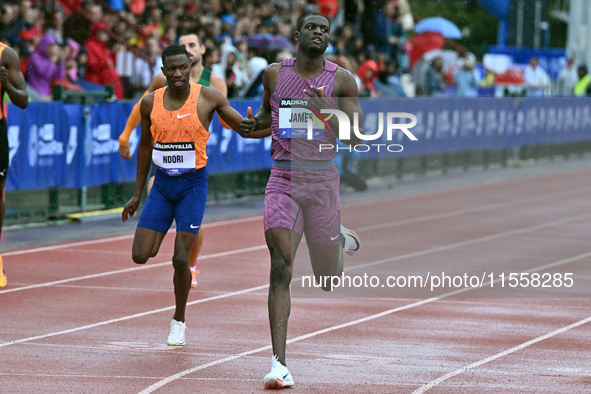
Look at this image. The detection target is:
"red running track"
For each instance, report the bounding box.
[1,166,590,393]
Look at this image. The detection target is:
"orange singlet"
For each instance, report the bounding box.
[149,83,210,176]
[0,42,7,120]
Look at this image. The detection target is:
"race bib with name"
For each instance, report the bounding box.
[152,141,196,176]
[278,99,325,139]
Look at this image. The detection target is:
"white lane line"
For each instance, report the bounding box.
[6,181,589,257]
[3,186,588,294]
[0,283,269,348]
[345,174,591,209]
[137,297,441,394]
[0,373,165,380]
[2,215,264,256]
[1,244,589,391]
[137,250,591,393]
[3,234,135,256]
[0,245,267,294]
[356,186,591,233]
[347,213,591,274]
[0,372,260,382]
[1,211,589,345]
[412,315,591,393]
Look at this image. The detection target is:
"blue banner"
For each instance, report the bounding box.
[5,97,591,191]
[358,97,591,158]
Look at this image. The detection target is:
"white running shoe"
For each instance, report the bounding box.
[263,355,294,389]
[167,319,186,346]
[191,268,200,288]
[341,225,361,256]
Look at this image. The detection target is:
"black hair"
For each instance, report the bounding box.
[162,45,190,65]
[296,12,329,33]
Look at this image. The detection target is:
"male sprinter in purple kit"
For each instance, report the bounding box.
[241,12,363,389]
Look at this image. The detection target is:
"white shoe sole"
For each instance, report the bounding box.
[263,377,294,389]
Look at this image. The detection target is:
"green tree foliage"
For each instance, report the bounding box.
[410,0,567,56]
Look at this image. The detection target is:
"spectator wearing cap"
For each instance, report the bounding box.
[84,22,125,98]
[26,34,67,100]
[16,30,36,76]
[217,15,235,42]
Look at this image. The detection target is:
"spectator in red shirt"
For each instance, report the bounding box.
[84,22,124,98]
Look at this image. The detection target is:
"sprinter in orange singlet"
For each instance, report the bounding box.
[118,33,226,289]
[0,41,29,288]
[121,45,265,345]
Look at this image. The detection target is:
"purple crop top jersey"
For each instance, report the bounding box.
[270,58,339,162]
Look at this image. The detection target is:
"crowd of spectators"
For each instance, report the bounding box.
[0,0,413,101]
[0,0,408,100]
[1,0,588,101]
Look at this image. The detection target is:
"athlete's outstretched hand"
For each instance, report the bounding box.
[240,106,257,135]
[122,196,140,222]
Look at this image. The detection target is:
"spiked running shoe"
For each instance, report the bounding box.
[263,355,294,389]
[0,255,6,288]
[191,269,200,288]
[341,225,361,256]
[167,319,186,346]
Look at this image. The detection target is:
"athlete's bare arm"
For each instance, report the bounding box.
[0,46,28,109]
[241,64,280,135]
[198,86,268,138]
[210,73,227,96]
[118,73,167,159]
[122,93,155,222]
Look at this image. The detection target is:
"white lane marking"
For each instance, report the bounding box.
[3,186,588,294]
[345,174,591,209]
[138,297,441,394]
[0,245,266,294]
[6,180,589,257]
[347,213,591,274]
[137,249,591,393]
[412,315,591,393]
[0,284,269,348]
[2,216,264,256]
[357,186,591,233]
[1,211,589,346]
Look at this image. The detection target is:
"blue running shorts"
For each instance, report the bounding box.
[138,166,208,234]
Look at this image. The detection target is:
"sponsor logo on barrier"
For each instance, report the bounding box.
[88,124,120,165]
[8,126,20,166]
[28,124,65,167]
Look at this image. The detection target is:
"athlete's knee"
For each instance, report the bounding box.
[316,276,335,292]
[131,250,149,264]
[269,257,292,287]
[171,254,190,272]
